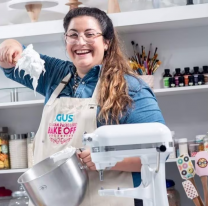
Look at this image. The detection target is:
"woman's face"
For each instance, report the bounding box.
[66,16,108,76]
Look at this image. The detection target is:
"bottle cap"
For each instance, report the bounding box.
[178,138,188,143]
[166,179,175,188]
[165,69,170,73]
[203,66,208,73]
[10,134,27,140]
[194,67,199,73]
[184,67,190,73]
[175,68,181,73]
[196,135,205,142]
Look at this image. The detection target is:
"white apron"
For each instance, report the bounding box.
[31,73,134,206]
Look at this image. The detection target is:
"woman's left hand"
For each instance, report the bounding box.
[79,149,96,171]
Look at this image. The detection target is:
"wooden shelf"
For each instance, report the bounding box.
[166,157,195,163]
[0,168,27,174]
[1,4,208,44]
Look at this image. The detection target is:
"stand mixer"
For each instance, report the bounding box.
[83,123,173,206]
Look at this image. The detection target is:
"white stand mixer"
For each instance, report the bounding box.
[83,123,173,206]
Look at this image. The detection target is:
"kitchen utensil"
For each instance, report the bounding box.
[66,0,82,10]
[182,180,201,206]
[195,151,208,206]
[107,0,120,13]
[18,149,88,206]
[177,154,204,206]
[83,123,173,205]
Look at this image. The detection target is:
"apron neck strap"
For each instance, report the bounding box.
[91,79,100,103]
[46,73,72,106]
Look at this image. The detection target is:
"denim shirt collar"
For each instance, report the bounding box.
[70,64,102,81]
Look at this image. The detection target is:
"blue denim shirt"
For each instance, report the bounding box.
[1,54,165,187]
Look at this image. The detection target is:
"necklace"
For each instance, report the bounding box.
[73,70,82,92]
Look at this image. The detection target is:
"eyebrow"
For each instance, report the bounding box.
[67,28,96,32]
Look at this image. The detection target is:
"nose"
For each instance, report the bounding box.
[77,36,86,45]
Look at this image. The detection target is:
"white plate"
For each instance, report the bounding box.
[0,9,64,25]
[8,0,58,9]
[7,9,65,24]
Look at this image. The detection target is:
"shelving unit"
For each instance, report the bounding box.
[166,157,195,163]
[0,169,27,174]
[1,3,208,205]
[0,85,208,109]
[1,4,208,43]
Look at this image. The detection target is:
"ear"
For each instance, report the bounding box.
[104,40,110,51]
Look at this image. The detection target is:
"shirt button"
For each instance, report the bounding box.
[82,82,85,84]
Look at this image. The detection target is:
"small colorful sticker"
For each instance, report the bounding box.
[178,159,183,165]
[177,154,195,180]
[183,163,188,169]
[197,158,208,168]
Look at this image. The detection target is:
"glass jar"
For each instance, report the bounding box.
[8,186,29,206]
[166,180,181,206]
[27,132,35,168]
[178,138,188,156]
[196,135,205,151]
[188,143,199,157]
[203,133,208,152]
[0,127,10,169]
[9,134,27,169]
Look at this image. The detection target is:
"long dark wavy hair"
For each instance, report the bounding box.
[63,7,138,124]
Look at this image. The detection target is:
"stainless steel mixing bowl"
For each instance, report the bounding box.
[18,151,88,206]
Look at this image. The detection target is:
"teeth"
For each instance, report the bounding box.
[76,50,90,54]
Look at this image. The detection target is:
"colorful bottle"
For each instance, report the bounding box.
[203,66,208,85]
[174,68,182,87]
[198,74,205,85]
[163,69,172,88]
[169,78,176,88]
[188,76,194,86]
[184,67,191,86]
[178,76,185,87]
[193,67,199,85]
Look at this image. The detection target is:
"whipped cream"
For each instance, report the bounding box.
[14,44,45,95]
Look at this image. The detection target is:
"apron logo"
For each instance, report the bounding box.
[55,114,74,122]
[48,114,77,144]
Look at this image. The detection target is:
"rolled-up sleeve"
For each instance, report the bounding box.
[1,53,69,96]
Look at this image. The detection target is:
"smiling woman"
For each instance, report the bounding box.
[0,7,165,206]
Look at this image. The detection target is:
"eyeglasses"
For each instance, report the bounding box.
[197,161,208,166]
[65,30,103,45]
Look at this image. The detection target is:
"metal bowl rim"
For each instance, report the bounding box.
[18,150,80,184]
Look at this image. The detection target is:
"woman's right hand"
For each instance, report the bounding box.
[0,39,22,69]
